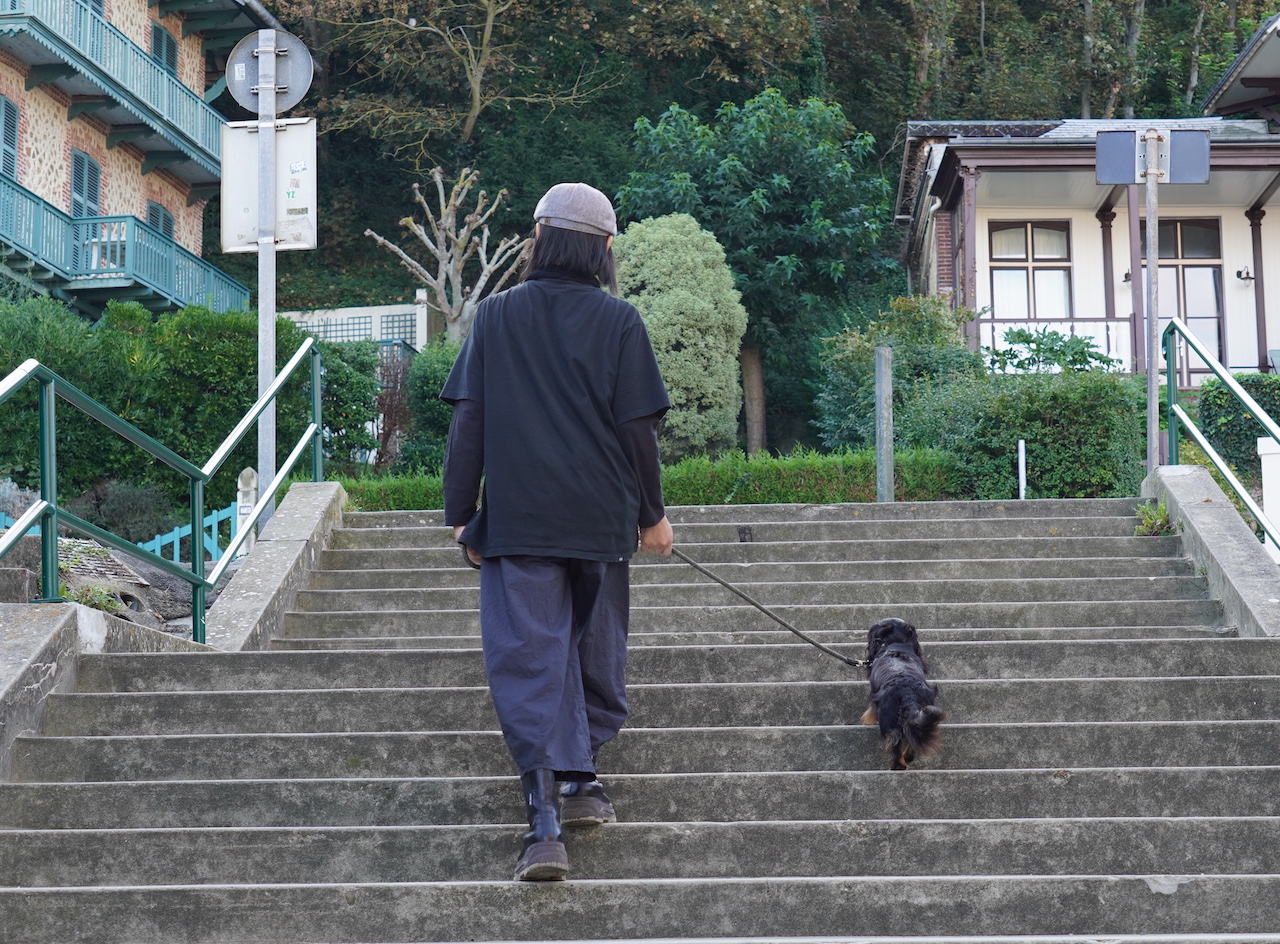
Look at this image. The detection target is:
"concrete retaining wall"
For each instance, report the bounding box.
[204,482,347,651]
[0,604,207,781]
[1142,465,1280,638]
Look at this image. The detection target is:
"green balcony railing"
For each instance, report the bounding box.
[0,173,248,311]
[1164,318,1280,548]
[0,0,223,163]
[0,339,324,645]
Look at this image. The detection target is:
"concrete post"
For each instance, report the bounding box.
[875,346,894,503]
[237,467,259,557]
[1258,437,1280,562]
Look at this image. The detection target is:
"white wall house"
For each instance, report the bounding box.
[898,12,1280,387]
[896,114,1280,384]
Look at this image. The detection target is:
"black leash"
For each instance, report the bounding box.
[671,547,870,669]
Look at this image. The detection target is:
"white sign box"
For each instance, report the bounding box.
[220,118,318,252]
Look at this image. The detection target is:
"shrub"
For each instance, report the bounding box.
[902,370,1146,499]
[396,342,461,474]
[614,213,748,461]
[63,480,179,543]
[661,447,959,505]
[815,295,984,449]
[1197,373,1280,476]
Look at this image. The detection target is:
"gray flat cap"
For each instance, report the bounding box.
[534,182,618,237]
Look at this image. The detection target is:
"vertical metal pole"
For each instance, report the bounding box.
[1018,439,1027,500]
[1143,129,1162,475]
[190,478,206,645]
[311,346,324,482]
[256,29,278,526]
[875,346,894,503]
[37,379,59,602]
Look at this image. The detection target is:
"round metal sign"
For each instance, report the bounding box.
[226,30,314,115]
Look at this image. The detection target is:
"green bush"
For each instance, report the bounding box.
[614,214,748,461]
[1197,373,1280,476]
[662,447,959,505]
[336,448,959,511]
[396,342,461,474]
[0,298,381,510]
[815,295,984,449]
[902,371,1146,499]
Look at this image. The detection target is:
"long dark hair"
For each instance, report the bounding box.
[521,224,618,294]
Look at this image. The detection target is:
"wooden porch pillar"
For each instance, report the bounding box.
[961,164,980,350]
[1247,207,1270,371]
[1127,184,1146,373]
[1096,208,1117,322]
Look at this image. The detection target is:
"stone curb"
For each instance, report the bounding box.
[204,482,347,651]
[1142,465,1280,637]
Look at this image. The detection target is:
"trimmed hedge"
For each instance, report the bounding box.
[901,370,1146,500]
[1197,373,1280,475]
[337,447,960,512]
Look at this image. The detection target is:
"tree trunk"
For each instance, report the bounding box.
[1080,0,1093,119]
[1122,0,1146,119]
[741,346,766,456]
[1184,1,1207,106]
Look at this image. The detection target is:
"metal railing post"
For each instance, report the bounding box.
[36,378,60,601]
[189,477,206,645]
[1165,329,1180,465]
[311,346,323,482]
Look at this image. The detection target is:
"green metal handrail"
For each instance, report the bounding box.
[0,338,324,644]
[1163,319,1280,548]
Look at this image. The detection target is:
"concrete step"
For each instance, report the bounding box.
[72,638,1278,693]
[14,719,1280,782]
[279,599,1223,637]
[322,534,1186,569]
[3,874,1280,941]
[40,675,1280,737]
[328,516,1149,551]
[309,555,1196,590]
[276,623,1232,647]
[343,498,1144,529]
[4,817,1279,887]
[4,767,1278,829]
[293,575,1209,613]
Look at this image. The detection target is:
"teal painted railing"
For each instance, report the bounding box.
[137,502,240,564]
[1163,319,1280,547]
[0,174,249,311]
[0,338,324,644]
[0,0,223,163]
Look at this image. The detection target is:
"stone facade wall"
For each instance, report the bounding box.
[0,20,205,254]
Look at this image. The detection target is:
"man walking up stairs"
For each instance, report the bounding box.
[2,495,1280,940]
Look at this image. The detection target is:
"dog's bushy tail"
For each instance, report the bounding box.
[903,703,945,757]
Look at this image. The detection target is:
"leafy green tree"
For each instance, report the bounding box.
[614,214,748,462]
[396,342,462,475]
[618,88,894,453]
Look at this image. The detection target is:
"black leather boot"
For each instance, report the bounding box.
[513,769,569,881]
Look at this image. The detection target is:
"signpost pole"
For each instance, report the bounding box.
[255,29,278,524]
[1142,128,1163,474]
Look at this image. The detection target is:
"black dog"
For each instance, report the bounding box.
[861,617,945,770]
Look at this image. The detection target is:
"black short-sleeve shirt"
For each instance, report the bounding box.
[440,278,670,561]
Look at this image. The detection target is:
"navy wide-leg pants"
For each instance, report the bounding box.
[479,555,630,776]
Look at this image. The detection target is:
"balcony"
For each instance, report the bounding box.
[0,172,248,314]
[0,0,227,181]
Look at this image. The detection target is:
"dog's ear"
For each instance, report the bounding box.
[865,620,887,661]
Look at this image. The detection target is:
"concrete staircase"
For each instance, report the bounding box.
[3,497,1280,941]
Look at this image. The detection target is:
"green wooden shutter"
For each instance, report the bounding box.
[147,201,175,239]
[151,24,178,75]
[71,150,101,217]
[0,98,17,180]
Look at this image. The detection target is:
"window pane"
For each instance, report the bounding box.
[1031,224,1069,260]
[1183,267,1222,319]
[990,225,1026,260]
[1033,269,1071,320]
[1181,221,1220,259]
[992,269,1029,319]
[1141,222,1180,260]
